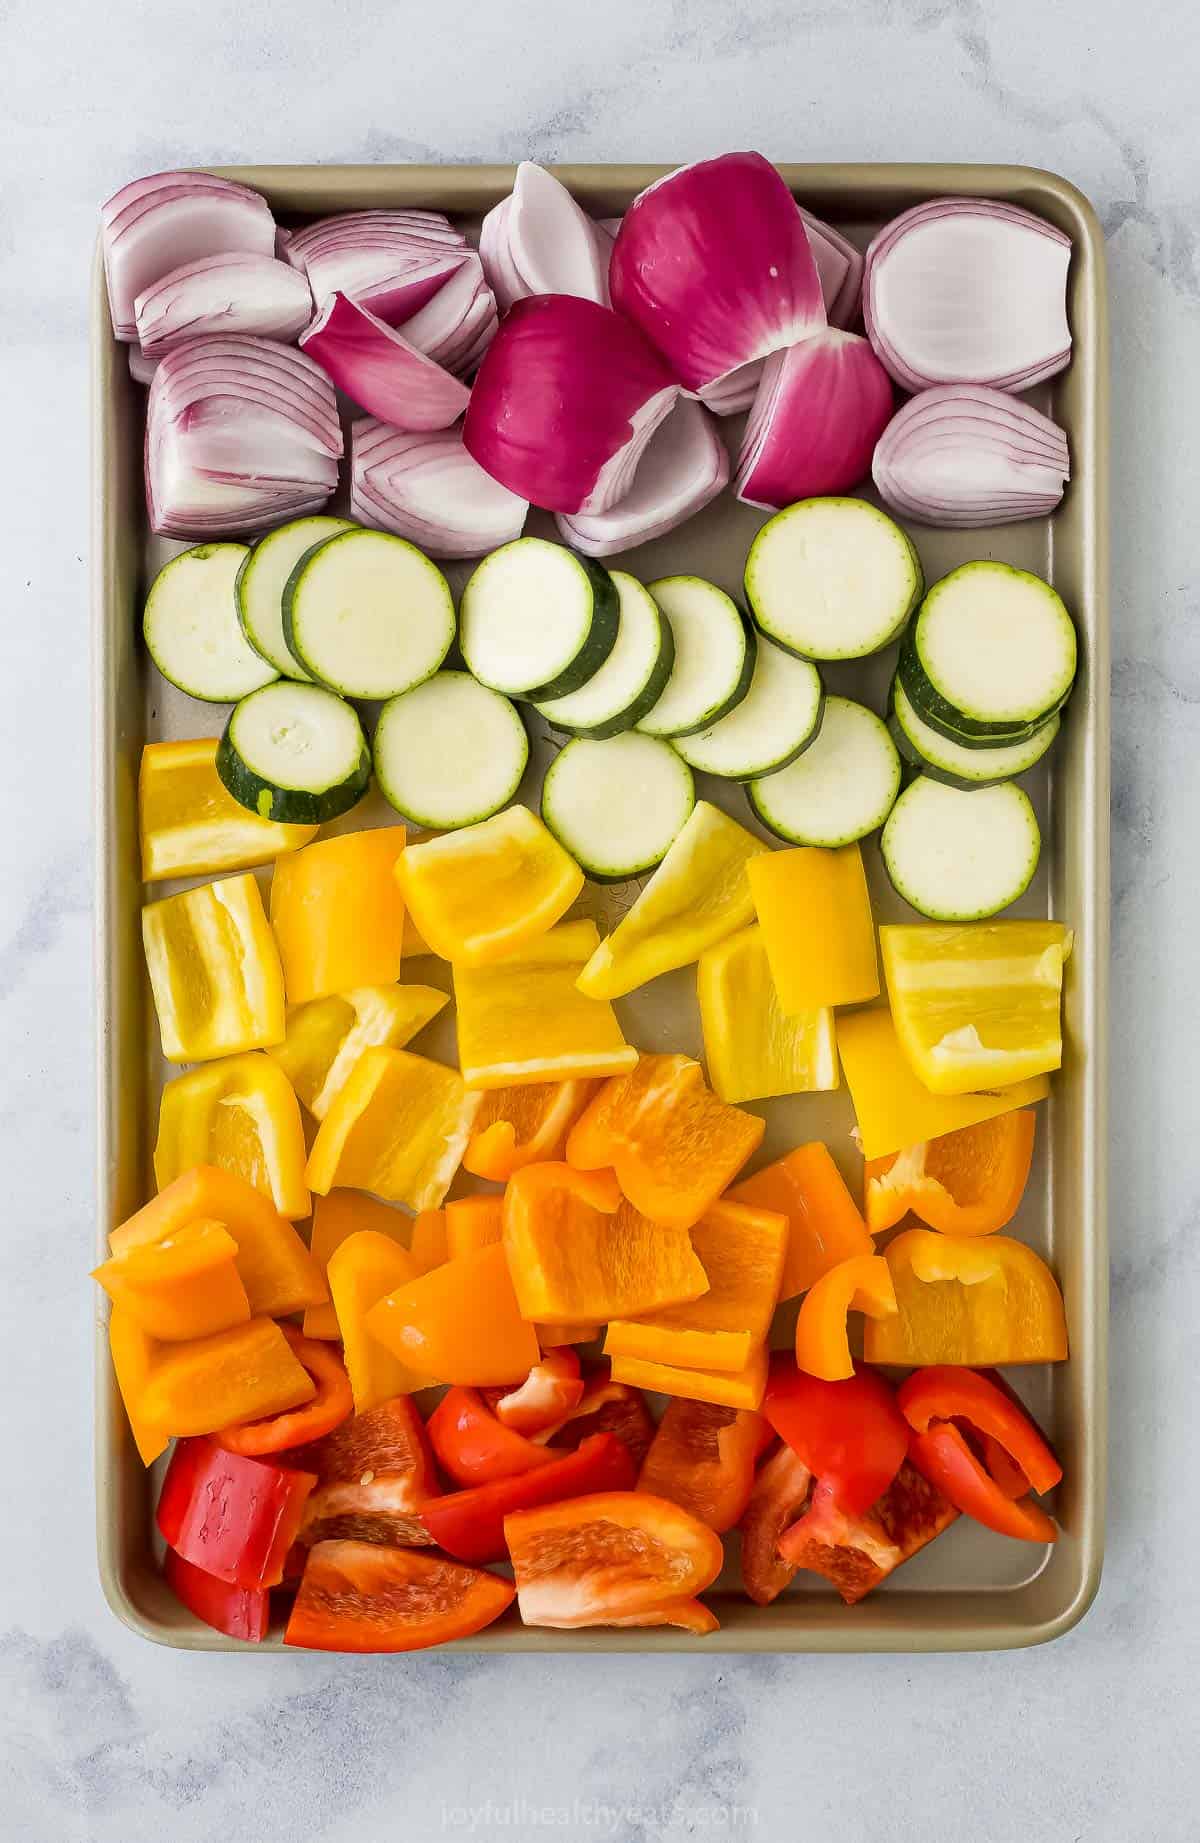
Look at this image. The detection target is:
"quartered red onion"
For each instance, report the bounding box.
[463,294,679,515]
[872,384,1070,527]
[396,253,497,377]
[129,348,160,386]
[556,398,729,556]
[285,210,469,324]
[101,171,277,341]
[351,417,528,558]
[800,208,864,329]
[134,253,313,355]
[479,163,610,310]
[300,292,470,430]
[735,328,893,509]
[864,198,1072,392]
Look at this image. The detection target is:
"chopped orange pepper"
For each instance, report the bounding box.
[304,1191,414,1339]
[505,1490,724,1628]
[216,1325,353,1455]
[637,1399,767,1533]
[537,1323,602,1347]
[93,1219,250,1342]
[153,1051,311,1219]
[140,1317,316,1437]
[463,1080,599,1181]
[566,1054,764,1232]
[445,1194,505,1259]
[366,1242,541,1386]
[865,1111,1037,1237]
[107,1308,168,1468]
[864,1229,1069,1366]
[326,1230,429,1410]
[747,843,879,1012]
[305,1047,481,1211]
[728,1143,875,1301]
[793,1254,898,1381]
[609,1345,769,1412]
[409,1208,449,1274]
[270,827,408,1005]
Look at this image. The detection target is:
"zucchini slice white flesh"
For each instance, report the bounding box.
[144,543,278,702]
[283,528,455,700]
[636,576,756,738]
[236,515,357,681]
[541,732,696,880]
[744,498,923,661]
[217,681,371,824]
[881,775,1041,920]
[534,571,674,738]
[459,538,619,699]
[890,679,1060,787]
[748,694,900,846]
[374,670,529,829]
[673,634,824,781]
[899,560,1077,740]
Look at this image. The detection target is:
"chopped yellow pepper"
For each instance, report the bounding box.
[93,1219,251,1341]
[139,1317,316,1437]
[269,982,448,1119]
[305,1046,481,1211]
[401,913,436,959]
[142,873,286,1063]
[304,1190,416,1339]
[107,1308,168,1468]
[154,1052,311,1219]
[576,801,768,1000]
[863,1228,1069,1366]
[139,738,317,883]
[454,920,638,1089]
[396,805,584,966]
[326,1229,430,1408]
[609,1345,769,1412]
[697,923,837,1104]
[747,843,879,1012]
[270,828,409,1006]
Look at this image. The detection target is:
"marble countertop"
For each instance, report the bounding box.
[4,0,1196,1835]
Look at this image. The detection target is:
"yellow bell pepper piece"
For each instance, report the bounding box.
[269,982,448,1119]
[396,805,584,966]
[880,921,1073,1096]
[139,738,317,883]
[747,843,879,1012]
[454,920,638,1089]
[304,1190,416,1339]
[154,1053,311,1219]
[609,1345,769,1412]
[305,1046,481,1211]
[142,873,286,1063]
[836,1008,1050,1161]
[326,1230,430,1408]
[697,923,837,1105]
[107,1308,168,1468]
[140,1317,316,1437]
[93,1219,251,1341]
[270,828,409,1006]
[864,1228,1069,1366]
[576,801,768,1000]
[401,913,436,959]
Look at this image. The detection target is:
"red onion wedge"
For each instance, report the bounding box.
[463,293,679,515]
[134,253,313,355]
[129,348,159,386]
[556,399,729,556]
[101,171,277,341]
[300,292,470,431]
[285,211,469,325]
[872,384,1069,527]
[396,254,498,377]
[479,164,610,310]
[735,328,893,509]
[800,209,864,329]
[351,417,528,559]
[609,152,825,397]
[864,198,1072,392]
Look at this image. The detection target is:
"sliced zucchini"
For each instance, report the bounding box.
[636,577,756,739]
[283,528,455,700]
[748,694,900,846]
[236,515,357,681]
[744,498,923,661]
[217,681,371,824]
[374,670,529,829]
[541,732,695,881]
[534,571,674,738]
[144,542,278,702]
[881,776,1041,920]
[898,560,1077,742]
[890,679,1060,787]
[459,538,619,700]
[673,635,824,781]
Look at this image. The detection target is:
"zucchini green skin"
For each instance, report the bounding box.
[897,635,1061,748]
[671,614,758,738]
[542,605,676,740]
[673,680,825,783]
[889,682,1060,789]
[281,530,456,699]
[215,715,372,825]
[280,534,344,681]
[525,552,621,701]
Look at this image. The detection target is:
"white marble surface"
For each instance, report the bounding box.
[2,0,1196,1835]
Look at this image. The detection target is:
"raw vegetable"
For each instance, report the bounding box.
[163,1548,268,1644]
[283,527,455,700]
[350,418,527,559]
[428,1386,561,1487]
[142,1319,316,1439]
[305,1046,481,1210]
[747,842,879,1012]
[735,330,893,508]
[283,209,468,324]
[793,1255,897,1381]
[93,1221,249,1342]
[890,679,1060,788]
[235,514,356,681]
[300,291,470,429]
[108,1310,168,1468]
[156,1436,315,1588]
[898,1366,1062,1539]
[326,1232,429,1411]
[302,1189,417,1339]
[671,636,823,782]
[865,1111,1037,1237]
[134,252,312,354]
[141,874,285,1063]
[409,1210,449,1274]
[697,924,837,1105]
[139,738,317,881]
[534,571,675,739]
[102,171,277,339]
[739,1445,814,1605]
[743,497,922,661]
[864,1229,1069,1365]
[420,1435,633,1566]
[544,1373,656,1469]
[636,577,756,739]
[153,1052,310,1219]
[288,1395,440,1549]
[365,1241,541,1386]
[748,696,901,846]
[800,207,864,329]
[216,1325,352,1456]
[864,197,1072,392]
[478,163,610,308]
[397,805,584,967]
[269,983,447,1123]
[773,1462,959,1604]
[730,1142,874,1302]
[217,682,371,825]
[463,294,679,515]
[453,920,638,1089]
[129,348,159,385]
[269,828,408,1005]
[873,384,1069,527]
[490,1350,586,1433]
[637,1401,767,1533]
[542,733,696,880]
[504,1491,723,1629]
[763,1361,907,1516]
[881,776,1041,920]
[143,543,276,702]
[396,253,497,375]
[373,672,529,829]
[905,1424,1056,1544]
[444,1195,505,1260]
[459,538,619,700]
[608,1347,768,1413]
[285,1541,514,1653]
[556,400,730,557]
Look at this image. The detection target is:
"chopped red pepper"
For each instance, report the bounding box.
[898,1366,1063,1494]
[541,1365,656,1470]
[637,1399,766,1534]
[738,1445,813,1606]
[215,1325,352,1456]
[419,1433,635,1564]
[762,1358,908,1515]
[156,1436,316,1589]
[486,1349,585,1434]
[428,1385,560,1487]
[285,1541,515,1652]
[907,1425,1058,1542]
[776,1461,960,1602]
[505,1490,724,1629]
[285,1395,439,1548]
[163,1546,269,1643]
[897,1366,1061,1543]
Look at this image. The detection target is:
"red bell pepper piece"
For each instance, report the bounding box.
[163,1545,269,1642]
[285,1541,515,1652]
[898,1366,1062,1493]
[485,1349,585,1434]
[216,1325,353,1456]
[419,1433,634,1563]
[156,1436,316,1589]
[776,1461,960,1603]
[285,1395,440,1547]
[540,1363,656,1470]
[428,1385,560,1487]
[897,1365,1060,1542]
[636,1399,766,1534]
[907,1425,1058,1542]
[762,1358,908,1515]
[739,1445,814,1606]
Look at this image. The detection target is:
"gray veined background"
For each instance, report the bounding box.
[2,0,1195,1837]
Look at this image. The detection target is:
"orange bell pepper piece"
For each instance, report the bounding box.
[216,1325,353,1456]
[463,1080,599,1182]
[793,1254,898,1381]
[365,1241,541,1387]
[326,1230,429,1410]
[537,1323,602,1346]
[609,1344,769,1412]
[729,1143,875,1301]
[93,1219,250,1341]
[270,827,408,1005]
[107,1308,168,1468]
[864,1228,1069,1366]
[502,1163,708,1323]
[747,842,879,1013]
[444,1194,505,1260]
[865,1111,1037,1237]
[110,1165,326,1319]
[409,1208,449,1274]
[304,1190,415,1340]
[566,1054,765,1231]
[505,1491,724,1629]
[637,1399,767,1533]
[285,1541,515,1653]
[140,1317,316,1437]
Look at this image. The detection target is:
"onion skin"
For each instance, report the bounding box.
[872,384,1069,528]
[735,329,893,509]
[300,291,469,431]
